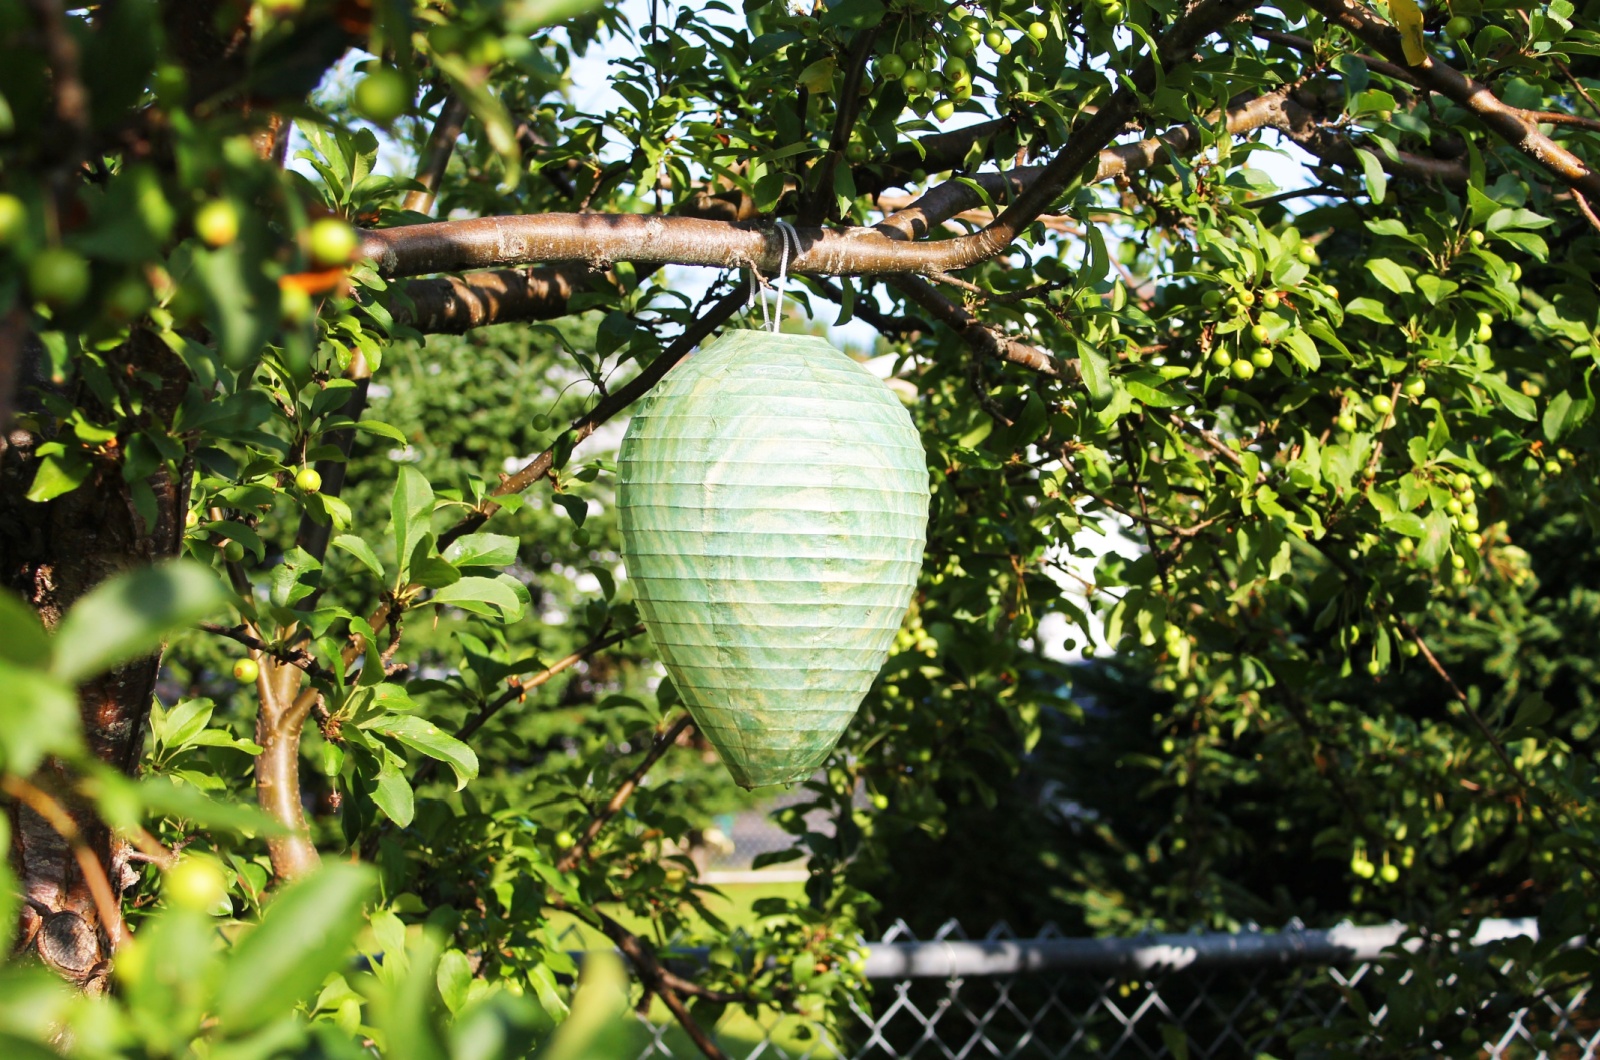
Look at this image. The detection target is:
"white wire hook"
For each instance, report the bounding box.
[770,220,800,333]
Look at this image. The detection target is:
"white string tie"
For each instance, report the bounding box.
[769,220,800,332]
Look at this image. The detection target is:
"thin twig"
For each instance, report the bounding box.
[1170,415,1265,483]
[1553,56,1600,117]
[550,900,733,1060]
[1573,189,1600,237]
[413,624,646,786]
[1120,426,1168,592]
[556,714,693,872]
[808,277,929,338]
[437,281,751,550]
[1397,620,1600,878]
[199,623,336,681]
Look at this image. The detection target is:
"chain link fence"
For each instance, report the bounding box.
[612,918,1599,1059]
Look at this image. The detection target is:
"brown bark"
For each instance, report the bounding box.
[254,661,319,880]
[402,96,471,216]
[395,265,597,334]
[0,328,190,986]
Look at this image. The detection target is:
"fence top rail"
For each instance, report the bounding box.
[856,918,1542,979]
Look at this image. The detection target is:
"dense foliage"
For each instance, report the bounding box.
[2,0,1600,1052]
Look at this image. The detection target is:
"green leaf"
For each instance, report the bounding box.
[1123,377,1190,408]
[821,0,884,29]
[372,759,415,826]
[1472,371,1537,421]
[1077,338,1112,408]
[97,774,282,834]
[409,555,462,589]
[1414,275,1459,305]
[430,577,525,622]
[213,863,377,1032]
[1283,330,1321,372]
[436,949,473,1014]
[1365,258,1412,294]
[1344,298,1395,325]
[1543,388,1593,442]
[0,663,80,772]
[503,0,601,32]
[354,420,411,444]
[361,713,479,789]
[25,451,91,502]
[552,493,588,527]
[1507,693,1553,736]
[537,953,636,1060]
[1382,511,1427,537]
[1416,508,1453,568]
[333,534,387,580]
[391,466,435,581]
[1491,229,1548,260]
[0,591,51,669]
[1354,147,1387,205]
[442,532,519,569]
[0,1033,66,1060]
[373,931,450,1060]
[51,561,232,684]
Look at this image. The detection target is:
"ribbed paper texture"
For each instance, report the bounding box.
[618,331,930,787]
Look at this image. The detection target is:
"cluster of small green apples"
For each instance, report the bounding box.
[196,199,357,264]
[872,11,1059,121]
[874,35,971,120]
[1531,445,1575,478]
[1349,841,1412,884]
[1395,467,1494,578]
[1200,245,1329,383]
[1208,319,1277,381]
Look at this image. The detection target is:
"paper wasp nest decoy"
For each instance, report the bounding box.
[618,331,930,787]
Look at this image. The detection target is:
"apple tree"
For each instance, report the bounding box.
[2,0,1600,1050]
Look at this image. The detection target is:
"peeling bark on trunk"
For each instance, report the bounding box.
[0,328,189,986]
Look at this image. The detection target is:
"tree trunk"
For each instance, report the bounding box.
[0,328,189,989]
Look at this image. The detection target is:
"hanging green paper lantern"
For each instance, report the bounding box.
[618,330,930,788]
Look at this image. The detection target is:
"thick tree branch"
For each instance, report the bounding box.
[1299,0,1600,199]
[361,0,1254,281]
[866,116,1019,195]
[394,265,598,333]
[254,658,319,881]
[31,0,90,166]
[1,776,125,955]
[1275,96,1468,185]
[556,714,692,872]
